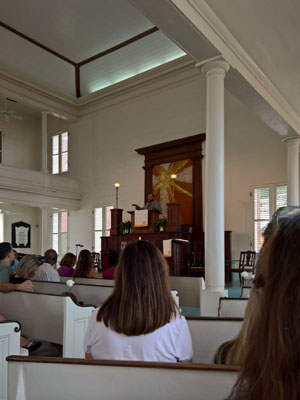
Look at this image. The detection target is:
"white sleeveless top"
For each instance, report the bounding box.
[84,307,193,362]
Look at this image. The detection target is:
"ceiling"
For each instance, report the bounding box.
[0,0,185,98]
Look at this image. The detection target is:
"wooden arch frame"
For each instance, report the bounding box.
[135,134,205,232]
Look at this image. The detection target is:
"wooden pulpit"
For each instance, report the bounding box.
[167,203,181,232]
[128,210,160,234]
[110,208,123,235]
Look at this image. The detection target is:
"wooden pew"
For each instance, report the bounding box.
[7,356,239,400]
[241,286,251,298]
[60,275,200,308]
[33,281,179,308]
[0,292,94,358]
[218,298,248,318]
[186,317,243,363]
[0,321,20,400]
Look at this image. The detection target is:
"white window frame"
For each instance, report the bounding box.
[251,183,287,252]
[93,205,113,253]
[51,131,68,174]
[51,209,69,259]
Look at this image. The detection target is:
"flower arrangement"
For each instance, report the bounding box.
[154,217,167,232]
[241,271,255,285]
[118,220,131,234]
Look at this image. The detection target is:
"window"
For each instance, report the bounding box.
[252,184,287,252]
[52,132,68,174]
[52,210,68,257]
[94,206,113,253]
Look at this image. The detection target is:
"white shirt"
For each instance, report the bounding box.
[84,307,193,362]
[33,262,60,282]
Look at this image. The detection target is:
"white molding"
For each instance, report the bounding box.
[0,165,81,209]
[171,0,300,135]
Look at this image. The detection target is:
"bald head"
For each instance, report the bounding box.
[44,249,58,266]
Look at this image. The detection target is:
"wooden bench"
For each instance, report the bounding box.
[34,281,179,308]
[0,292,94,358]
[186,317,243,363]
[0,321,20,400]
[241,286,251,298]
[7,356,239,400]
[218,298,248,318]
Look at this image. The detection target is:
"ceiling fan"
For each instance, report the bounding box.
[0,210,23,215]
[1,109,23,122]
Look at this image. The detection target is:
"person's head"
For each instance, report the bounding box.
[228,215,300,400]
[147,193,154,202]
[0,242,15,266]
[44,249,57,266]
[16,255,40,280]
[60,252,76,268]
[97,240,178,336]
[73,249,93,278]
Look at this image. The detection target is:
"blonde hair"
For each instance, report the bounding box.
[16,255,40,280]
[213,289,258,365]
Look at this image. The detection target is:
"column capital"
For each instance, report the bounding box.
[282,135,300,147]
[196,60,230,78]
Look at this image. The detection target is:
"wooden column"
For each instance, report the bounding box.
[110,209,123,235]
[167,203,181,232]
[143,166,153,203]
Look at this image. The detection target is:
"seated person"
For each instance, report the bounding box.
[0,242,16,282]
[11,250,19,272]
[9,255,40,284]
[102,249,119,280]
[33,249,60,282]
[57,252,76,277]
[226,214,300,400]
[84,240,193,362]
[132,193,162,213]
[73,249,98,279]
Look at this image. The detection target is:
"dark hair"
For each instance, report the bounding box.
[227,215,300,400]
[73,249,93,278]
[108,249,119,268]
[60,252,76,268]
[44,249,57,265]
[0,242,13,261]
[97,240,179,336]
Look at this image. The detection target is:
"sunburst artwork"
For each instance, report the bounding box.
[152,159,193,225]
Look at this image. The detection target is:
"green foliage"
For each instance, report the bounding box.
[118,220,132,234]
[154,217,167,232]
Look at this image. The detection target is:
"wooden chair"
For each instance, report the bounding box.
[230,251,256,282]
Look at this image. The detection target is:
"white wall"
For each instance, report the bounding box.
[0,114,41,170]
[64,73,287,257]
[2,204,41,254]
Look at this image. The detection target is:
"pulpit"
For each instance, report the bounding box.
[128,210,160,234]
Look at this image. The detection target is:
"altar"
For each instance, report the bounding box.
[101,134,232,277]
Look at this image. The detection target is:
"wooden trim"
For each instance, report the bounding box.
[77,27,159,67]
[75,66,81,98]
[186,316,243,322]
[6,355,240,372]
[0,21,77,66]
[32,280,111,289]
[219,298,248,301]
[136,134,206,155]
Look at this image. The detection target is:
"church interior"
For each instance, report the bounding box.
[0,0,300,399]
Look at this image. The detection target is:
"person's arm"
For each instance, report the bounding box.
[90,268,98,279]
[0,280,33,293]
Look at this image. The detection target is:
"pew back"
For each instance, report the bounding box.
[0,292,94,358]
[241,286,251,298]
[33,281,179,308]
[7,356,239,400]
[186,317,243,363]
[0,321,20,400]
[218,298,248,318]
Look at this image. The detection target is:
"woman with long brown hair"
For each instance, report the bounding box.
[227,214,300,400]
[73,249,98,279]
[84,240,193,362]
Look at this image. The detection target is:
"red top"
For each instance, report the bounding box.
[102,268,115,279]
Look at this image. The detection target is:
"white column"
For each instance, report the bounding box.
[284,137,300,206]
[41,110,49,173]
[200,60,229,292]
[41,207,48,254]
